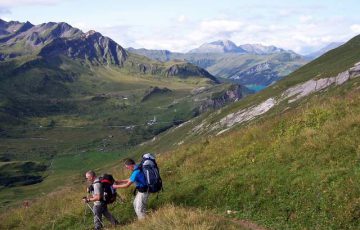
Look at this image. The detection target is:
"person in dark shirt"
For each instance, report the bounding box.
[83,170,118,229]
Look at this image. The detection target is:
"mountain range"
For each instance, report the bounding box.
[0,19,218,81]
[1,17,360,230]
[0,20,250,194]
[188,40,288,55]
[304,42,344,59]
[128,40,308,90]
[1,26,360,229]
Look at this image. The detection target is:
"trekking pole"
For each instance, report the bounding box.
[86,203,105,227]
[83,203,87,225]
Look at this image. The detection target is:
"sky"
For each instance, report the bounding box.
[0,0,360,54]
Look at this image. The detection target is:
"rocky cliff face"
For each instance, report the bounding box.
[197,84,248,113]
[0,21,82,46]
[165,63,219,83]
[39,30,128,66]
[193,61,360,135]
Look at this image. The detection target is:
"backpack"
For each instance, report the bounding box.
[139,153,163,193]
[88,174,117,204]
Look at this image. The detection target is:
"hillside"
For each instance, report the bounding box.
[0,32,359,230]
[0,20,251,208]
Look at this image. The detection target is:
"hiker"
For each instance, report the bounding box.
[113,158,150,220]
[83,170,119,230]
[114,154,162,220]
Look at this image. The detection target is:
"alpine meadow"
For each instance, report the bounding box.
[0,1,360,230]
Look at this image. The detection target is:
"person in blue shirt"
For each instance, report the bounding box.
[113,158,149,220]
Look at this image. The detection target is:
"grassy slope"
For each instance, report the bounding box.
[1,36,360,229]
[154,79,360,229]
[1,70,359,230]
[0,53,242,209]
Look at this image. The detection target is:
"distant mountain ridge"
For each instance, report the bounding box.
[188,40,246,54]
[128,40,307,89]
[0,19,217,83]
[304,42,344,59]
[188,39,290,55]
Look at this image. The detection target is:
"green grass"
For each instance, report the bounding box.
[1,74,359,230]
[0,150,127,209]
[151,79,360,229]
[1,29,360,230]
[0,51,239,209]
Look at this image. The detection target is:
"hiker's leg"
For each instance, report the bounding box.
[93,204,103,230]
[134,192,149,220]
[103,205,119,226]
[133,194,138,217]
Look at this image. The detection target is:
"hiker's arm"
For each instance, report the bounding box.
[113,178,132,189]
[88,194,101,202]
[83,193,101,203]
[115,179,127,184]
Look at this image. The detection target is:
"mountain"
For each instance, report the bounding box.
[188,40,246,53]
[127,47,176,62]
[0,20,83,59]
[129,34,360,229]
[0,20,218,81]
[39,30,128,66]
[2,33,360,230]
[128,41,307,90]
[0,20,247,199]
[305,42,344,59]
[188,40,289,55]
[238,43,286,55]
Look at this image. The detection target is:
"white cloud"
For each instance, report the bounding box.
[135,38,190,51]
[0,0,59,7]
[0,7,10,14]
[177,15,188,23]
[299,15,313,23]
[65,10,358,55]
[199,19,243,33]
[350,24,360,33]
[185,19,245,47]
[111,15,354,54]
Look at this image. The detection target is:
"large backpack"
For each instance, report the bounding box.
[139,153,163,193]
[89,174,117,204]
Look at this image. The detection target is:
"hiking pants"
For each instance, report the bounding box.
[133,191,149,220]
[93,203,119,230]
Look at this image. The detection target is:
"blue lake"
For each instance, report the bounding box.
[245,84,267,92]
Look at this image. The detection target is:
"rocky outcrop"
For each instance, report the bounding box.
[134,63,161,74]
[192,61,360,135]
[218,98,276,128]
[141,87,172,102]
[197,84,247,113]
[281,61,360,103]
[165,63,219,83]
[39,30,128,66]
